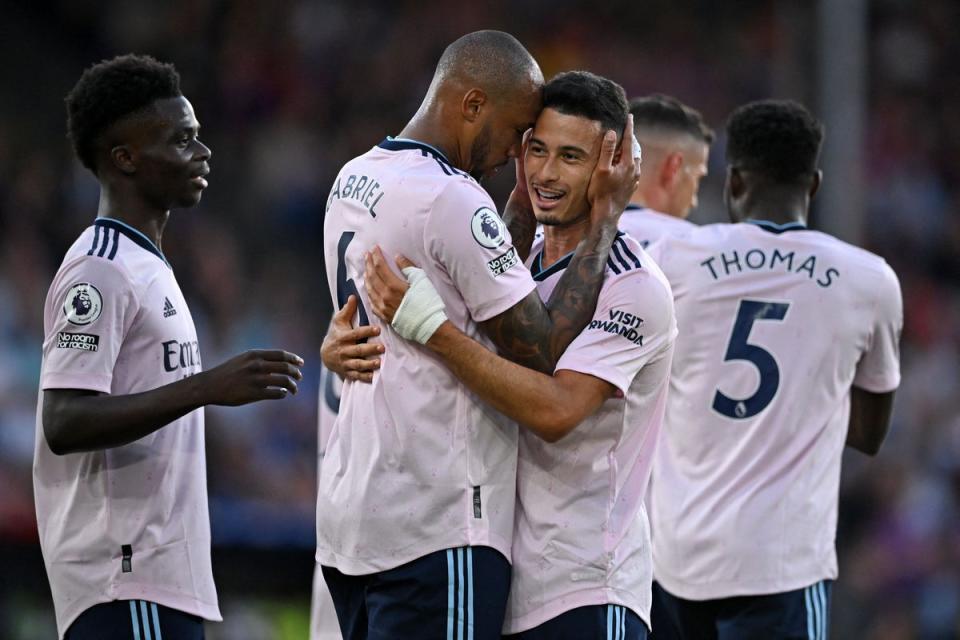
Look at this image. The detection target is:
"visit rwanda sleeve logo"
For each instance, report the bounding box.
[63,283,103,326]
[471,207,506,249]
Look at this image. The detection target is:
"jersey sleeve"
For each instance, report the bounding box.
[424,179,536,322]
[41,257,141,393]
[852,263,903,393]
[556,269,677,394]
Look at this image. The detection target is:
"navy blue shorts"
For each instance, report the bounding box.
[651,580,832,640]
[504,604,649,640]
[64,599,204,639]
[322,546,510,640]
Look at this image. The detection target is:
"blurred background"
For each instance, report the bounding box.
[0,0,957,638]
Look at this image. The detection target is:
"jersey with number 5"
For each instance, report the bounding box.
[646,220,902,600]
[319,138,536,576]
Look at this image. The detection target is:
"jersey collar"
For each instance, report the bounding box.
[531,231,627,281]
[531,249,575,281]
[377,137,474,181]
[378,136,452,164]
[745,219,807,234]
[94,217,171,268]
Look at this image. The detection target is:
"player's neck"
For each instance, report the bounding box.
[737,187,809,227]
[541,217,590,269]
[397,115,462,171]
[97,187,170,249]
[630,187,678,218]
[739,203,807,227]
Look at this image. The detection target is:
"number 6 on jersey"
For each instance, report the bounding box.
[713,299,790,420]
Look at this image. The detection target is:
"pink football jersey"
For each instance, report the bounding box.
[34,218,220,637]
[318,138,536,575]
[503,232,676,633]
[649,220,903,600]
[618,204,696,249]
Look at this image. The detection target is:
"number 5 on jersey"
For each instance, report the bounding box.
[713,299,790,420]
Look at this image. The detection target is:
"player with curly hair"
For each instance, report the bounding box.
[36,54,304,640]
[646,100,903,639]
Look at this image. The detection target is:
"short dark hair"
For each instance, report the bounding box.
[66,54,181,173]
[629,94,714,144]
[542,71,629,138]
[726,100,824,184]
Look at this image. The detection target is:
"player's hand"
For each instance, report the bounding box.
[365,246,411,324]
[365,247,447,345]
[586,113,640,225]
[200,349,304,405]
[510,128,534,204]
[321,295,383,383]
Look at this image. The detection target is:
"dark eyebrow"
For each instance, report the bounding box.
[558,144,589,157]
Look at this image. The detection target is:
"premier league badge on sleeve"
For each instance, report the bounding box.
[63,283,103,325]
[471,207,507,249]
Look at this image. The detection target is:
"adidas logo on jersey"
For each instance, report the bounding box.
[163,297,177,318]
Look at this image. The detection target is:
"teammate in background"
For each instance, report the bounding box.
[362,71,672,640]
[311,361,345,640]
[620,95,713,247]
[319,31,638,639]
[646,100,902,639]
[35,55,303,640]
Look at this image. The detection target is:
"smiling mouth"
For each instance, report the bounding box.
[532,184,566,209]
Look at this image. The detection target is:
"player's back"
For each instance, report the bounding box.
[649,220,902,600]
[319,138,535,575]
[618,204,695,249]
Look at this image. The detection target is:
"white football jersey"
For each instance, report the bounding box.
[318,137,535,575]
[618,204,695,249]
[504,232,676,633]
[35,218,220,637]
[648,220,902,600]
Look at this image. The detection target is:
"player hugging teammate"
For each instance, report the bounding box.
[319,31,902,640]
[36,31,901,640]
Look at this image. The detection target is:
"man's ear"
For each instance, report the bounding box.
[110,145,136,175]
[809,169,822,199]
[461,88,488,123]
[661,152,683,187]
[727,166,745,199]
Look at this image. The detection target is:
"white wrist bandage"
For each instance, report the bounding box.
[631,133,642,163]
[392,266,447,344]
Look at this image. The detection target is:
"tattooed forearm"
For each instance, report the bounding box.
[479,221,619,374]
[543,221,618,358]
[480,291,556,373]
[502,193,538,262]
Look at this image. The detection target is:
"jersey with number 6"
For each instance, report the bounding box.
[318,137,535,575]
[646,220,902,600]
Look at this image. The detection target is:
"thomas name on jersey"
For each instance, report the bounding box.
[326,172,385,218]
[699,247,840,288]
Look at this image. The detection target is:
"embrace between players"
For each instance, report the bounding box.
[35,29,901,640]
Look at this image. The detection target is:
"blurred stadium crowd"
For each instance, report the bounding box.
[0,1,957,637]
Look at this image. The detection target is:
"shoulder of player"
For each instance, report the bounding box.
[428,176,495,218]
[605,236,674,300]
[54,229,156,300]
[373,139,475,183]
[798,230,899,285]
